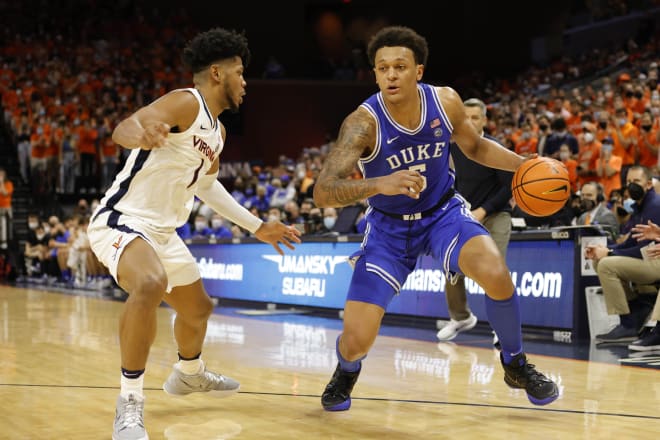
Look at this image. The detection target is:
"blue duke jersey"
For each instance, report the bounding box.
[348,83,489,309]
[96,88,223,231]
[359,82,454,214]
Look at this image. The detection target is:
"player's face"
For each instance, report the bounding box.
[373,47,422,102]
[223,57,247,112]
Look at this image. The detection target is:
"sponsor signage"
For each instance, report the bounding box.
[190,237,574,328]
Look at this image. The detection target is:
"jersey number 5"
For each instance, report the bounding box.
[408,164,427,192]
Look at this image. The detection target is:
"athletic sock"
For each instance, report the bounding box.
[336,334,364,372]
[485,294,523,365]
[120,368,145,399]
[177,352,203,375]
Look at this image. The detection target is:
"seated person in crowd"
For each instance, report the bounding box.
[209,213,233,239]
[191,214,212,239]
[576,182,618,239]
[628,220,660,351]
[24,217,49,277]
[585,166,660,342]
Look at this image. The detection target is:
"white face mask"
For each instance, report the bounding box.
[28,222,38,229]
[267,214,279,223]
[211,219,223,229]
[559,152,570,161]
[323,217,336,230]
[583,133,594,143]
[194,221,207,231]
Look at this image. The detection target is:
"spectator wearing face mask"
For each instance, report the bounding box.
[585,166,660,342]
[320,207,338,233]
[543,117,579,159]
[575,182,618,237]
[611,106,640,187]
[191,214,212,239]
[576,123,602,188]
[595,110,613,142]
[558,144,579,193]
[596,138,623,199]
[636,111,659,172]
[209,214,232,239]
[514,122,538,157]
[535,115,552,157]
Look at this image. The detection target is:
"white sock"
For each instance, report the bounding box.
[120,373,144,399]
[177,358,204,375]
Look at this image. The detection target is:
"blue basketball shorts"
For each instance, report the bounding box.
[346,195,488,309]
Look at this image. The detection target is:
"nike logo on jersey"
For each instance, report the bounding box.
[386,136,400,144]
[200,125,208,130]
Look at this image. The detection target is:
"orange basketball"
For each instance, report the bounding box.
[511,157,570,217]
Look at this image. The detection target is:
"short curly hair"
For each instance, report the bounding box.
[366,26,428,67]
[182,28,251,73]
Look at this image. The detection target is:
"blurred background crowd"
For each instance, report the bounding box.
[1,0,660,289]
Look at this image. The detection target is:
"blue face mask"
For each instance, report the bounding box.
[323,217,336,230]
[623,198,635,213]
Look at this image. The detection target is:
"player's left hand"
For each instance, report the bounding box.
[254,221,302,255]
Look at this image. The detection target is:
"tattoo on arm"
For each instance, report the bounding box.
[316,110,377,207]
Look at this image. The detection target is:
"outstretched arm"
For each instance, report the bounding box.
[195,170,300,255]
[441,87,526,172]
[314,108,424,208]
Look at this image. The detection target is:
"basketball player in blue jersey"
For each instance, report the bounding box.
[314,26,558,411]
[87,28,301,440]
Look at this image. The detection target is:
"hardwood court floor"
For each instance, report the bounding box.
[1,285,659,439]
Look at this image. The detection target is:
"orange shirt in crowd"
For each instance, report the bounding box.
[599,155,623,198]
[561,158,579,193]
[77,126,98,155]
[101,137,118,158]
[577,140,602,187]
[610,123,638,166]
[565,114,583,137]
[30,133,47,159]
[0,180,13,209]
[637,126,660,170]
[514,137,538,156]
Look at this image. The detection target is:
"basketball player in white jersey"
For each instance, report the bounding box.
[87,28,301,440]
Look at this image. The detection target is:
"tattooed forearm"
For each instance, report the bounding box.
[317,178,379,207]
[314,109,377,207]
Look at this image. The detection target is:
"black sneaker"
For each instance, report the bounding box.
[595,324,639,342]
[628,326,660,351]
[500,353,558,406]
[321,363,361,411]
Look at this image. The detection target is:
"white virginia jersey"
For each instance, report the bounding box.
[98,88,223,230]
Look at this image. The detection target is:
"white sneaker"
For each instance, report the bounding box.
[436,313,478,340]
[113,393,148,440]
[163,362,240,397]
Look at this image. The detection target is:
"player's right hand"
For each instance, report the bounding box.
[378,170,424,199]
[254,221,302,255]
[140,121,170,149]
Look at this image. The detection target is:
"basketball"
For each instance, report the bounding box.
[511,157,570,217]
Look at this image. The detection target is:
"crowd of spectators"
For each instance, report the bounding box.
[2,2,660,287]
